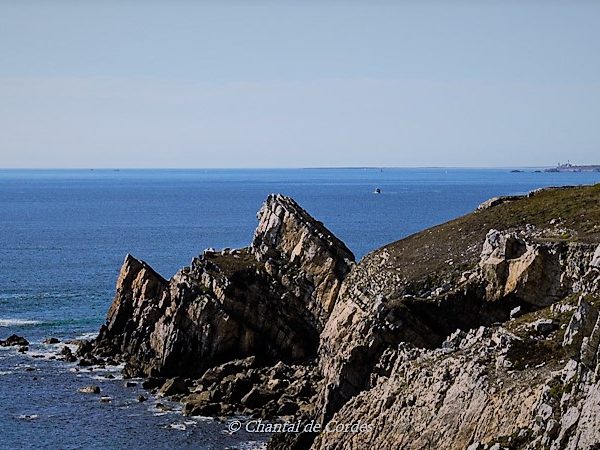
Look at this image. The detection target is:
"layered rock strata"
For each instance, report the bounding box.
[90,194,354,379]
[77,184,600,450]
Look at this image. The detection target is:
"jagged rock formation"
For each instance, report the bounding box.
[91,194,354,378]
[252,194,355,325]
[309,184,600,450]
[313,292,600,450]
[81,184,600,450]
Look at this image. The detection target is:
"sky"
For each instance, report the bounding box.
[1,1,599,168]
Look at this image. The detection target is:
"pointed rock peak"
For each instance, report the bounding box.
[251,194,355,314]
[251,194,354,264]
[116,254,167,291]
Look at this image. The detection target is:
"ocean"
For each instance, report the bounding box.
[1,168,600,449]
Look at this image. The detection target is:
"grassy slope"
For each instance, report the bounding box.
[379,184,600,284]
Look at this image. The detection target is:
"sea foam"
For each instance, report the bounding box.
[0,318,42,327]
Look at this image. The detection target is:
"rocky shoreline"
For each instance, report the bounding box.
[8,185,600,449]
[82,193,354,431]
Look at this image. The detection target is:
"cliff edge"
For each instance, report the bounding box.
[82,185,600,450]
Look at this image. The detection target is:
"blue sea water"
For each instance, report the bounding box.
[1,168,600,449]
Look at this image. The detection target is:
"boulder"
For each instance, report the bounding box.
[0,334,29,347]
[78,385,101,394]
[241,387,279,409]
[60,346,77,362]
[185,402,221,417]
[531,319,559,335]
[142,377,166,390]
[182,391,214,416]
[222,373,253,403]
[75,339,93,357]
[479,231,562,306]
[158,377,190,396]
[277,400,299,416]
[199,357,257,387]
[477,195,525,211]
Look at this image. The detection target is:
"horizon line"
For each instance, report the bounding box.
[0,165,566,171]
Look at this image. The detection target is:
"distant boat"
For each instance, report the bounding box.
[373,188,381,194]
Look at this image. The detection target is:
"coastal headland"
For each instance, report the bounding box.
[11,184,600,449]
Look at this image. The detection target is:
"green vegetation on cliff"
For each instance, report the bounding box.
[381,184,600,283]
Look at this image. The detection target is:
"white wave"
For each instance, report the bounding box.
[74,332,98,341]
[17,414,39,420]
[0,318,42,327]
[90,373,122,381]
[0,370,12,376]
[27,350,58,359]
[167,423,187,431]
[0,293,31,301]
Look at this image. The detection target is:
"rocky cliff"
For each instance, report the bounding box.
[312,184,600,450]
[83,184,600,450]
[91,194,354,379]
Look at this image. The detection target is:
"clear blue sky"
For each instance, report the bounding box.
[1,1,599,168]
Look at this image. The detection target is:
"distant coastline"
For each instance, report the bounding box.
[545,163,600,173]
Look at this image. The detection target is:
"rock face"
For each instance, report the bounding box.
[592,244,600,268]
[91,194,354,378]
[252,194,355,324]
[309,186,600,450]
[80,184,600,450]
[479,229,565,306]
[313,298,600,450]
[316,229,592,424]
